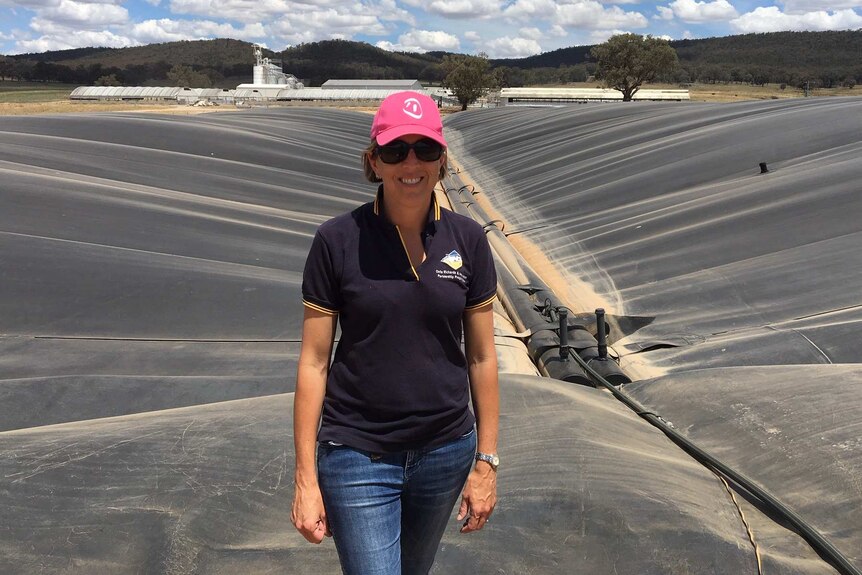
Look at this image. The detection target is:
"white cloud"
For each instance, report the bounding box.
[780,0,862,13]
[464,30,481,41]
[503,0,558,20]
[585,28,630,43]
[12,18,266,52]
[482,35,542,57]
[11,0,134,52]
[375,40,397,50]
[519,26,543,39]
[376,29,460,52]
[557,1,648,29]
[266,27,318,45]
[265,8,387,46]
[731,6,862,32]
[127,18,265,44]
[656,5,675,19]
[15,29,137,52]
[666,0,738,22]
[548,24,567,36]
[168,0,358,24]
[0,0,61,7]
[36,0,128,27]
[301,9,386,33]
[426,0,503,18]
[374,0,417,24]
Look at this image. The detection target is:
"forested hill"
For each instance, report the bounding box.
[2,31,860,88]
[500,31,861,86]
[278,41,441,86]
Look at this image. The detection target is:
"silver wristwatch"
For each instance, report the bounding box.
[475,452,499,471]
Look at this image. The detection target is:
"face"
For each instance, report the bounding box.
[369,134,447,203]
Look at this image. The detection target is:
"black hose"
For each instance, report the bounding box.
[569,349,861,575]
[441,168,859,574]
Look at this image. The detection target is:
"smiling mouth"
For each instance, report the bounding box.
[400,177,423,184]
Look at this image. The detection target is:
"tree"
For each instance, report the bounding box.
[95,74,121,86]
[0,56,13,81]
[166,64,212,88]
[818,69,840,88]
[441,53,496,110]
[591,34,679,101]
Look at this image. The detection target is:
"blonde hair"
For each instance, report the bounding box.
[361,140,447,183]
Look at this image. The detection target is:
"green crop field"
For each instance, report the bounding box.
[0,82,74,103]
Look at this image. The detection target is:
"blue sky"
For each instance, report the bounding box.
[2,0,861,57]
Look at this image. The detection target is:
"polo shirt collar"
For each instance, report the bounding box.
[372,185,441,230]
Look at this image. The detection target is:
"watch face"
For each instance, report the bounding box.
[477,453,499,469]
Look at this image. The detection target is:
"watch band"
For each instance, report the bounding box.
[475,452,499,470]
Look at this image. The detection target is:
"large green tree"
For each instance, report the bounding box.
[591,34,678,101]
[441,53,496,110]
[166,63,212,88]
[95,73,122,86]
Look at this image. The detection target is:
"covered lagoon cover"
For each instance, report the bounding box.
[1,99,860,573]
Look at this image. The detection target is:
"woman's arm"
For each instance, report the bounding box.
[457,302,499,533]
[291,306,337,544]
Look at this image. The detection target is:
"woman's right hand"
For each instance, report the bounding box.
[292,307,337,544]
[291,482,331,544]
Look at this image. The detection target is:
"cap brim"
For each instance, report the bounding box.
[375,125,447,148]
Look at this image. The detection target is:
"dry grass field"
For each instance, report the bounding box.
[559,81,859,102]
[0,81,235,115]
[0,99,237,115]
[1,80,859,116]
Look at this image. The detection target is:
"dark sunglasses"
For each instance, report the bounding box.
[375,138,444,164]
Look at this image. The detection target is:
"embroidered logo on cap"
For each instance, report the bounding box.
[403,97,423,119]
[441,250,463,270]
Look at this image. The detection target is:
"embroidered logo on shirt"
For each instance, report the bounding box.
[441,250,463,270]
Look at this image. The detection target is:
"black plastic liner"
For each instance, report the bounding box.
[445,99,862,572]
[1,105,857,573]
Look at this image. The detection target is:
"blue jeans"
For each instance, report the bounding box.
[317,429,477,575]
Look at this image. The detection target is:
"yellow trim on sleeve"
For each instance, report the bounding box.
[464,293,497,310]
[303,299,339,316]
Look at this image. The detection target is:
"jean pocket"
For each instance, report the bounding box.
[317,441,344,459]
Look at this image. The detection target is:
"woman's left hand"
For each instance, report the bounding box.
[457,463,497,533]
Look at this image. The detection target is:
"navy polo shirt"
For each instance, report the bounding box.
[302,186,497,453]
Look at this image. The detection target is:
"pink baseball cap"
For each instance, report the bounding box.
[370,91,447,148]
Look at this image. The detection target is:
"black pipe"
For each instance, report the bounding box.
[442,170,858,574]
[595,308,608,360]
[568,349,861,575]
[443,170,628,388]
[577,349,632,385]
[558,307,569,361]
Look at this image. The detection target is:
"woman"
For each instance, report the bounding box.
[291,91,499,575]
